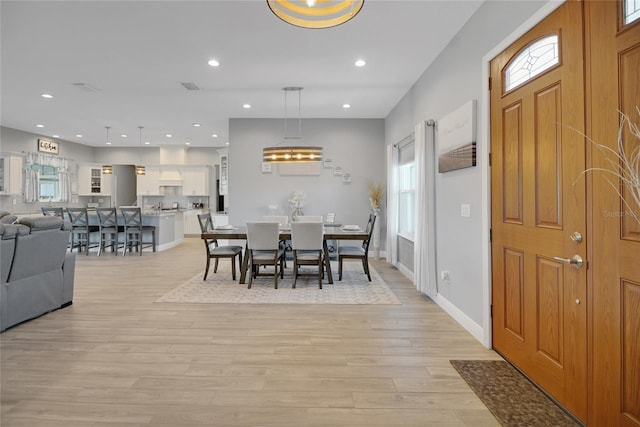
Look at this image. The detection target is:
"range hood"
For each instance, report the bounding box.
[158,169,182,186]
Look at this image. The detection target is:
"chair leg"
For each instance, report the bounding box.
[274,258,279,289]
[292,256,297,288]
[214,258,219,273]
[338,257,343,281]
[231,256,236,280]
[363,257,371,281]
[318,255,323,289]
[247,259,253,289]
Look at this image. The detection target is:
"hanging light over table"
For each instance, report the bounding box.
[136,126,145,175]
[102,126,113,175]
[266,0,364,29]
[263,87,322,163]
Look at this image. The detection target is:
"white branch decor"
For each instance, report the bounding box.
[579,107,640,224]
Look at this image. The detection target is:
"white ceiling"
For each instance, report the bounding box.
[1,0,483,148]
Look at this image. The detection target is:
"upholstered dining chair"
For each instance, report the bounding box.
[95,207,121,256]
[262,215,290,266]
[120,207,156,256]
[67,207,99,255]
[338,213,376,281]
[290,221,324,289]
[197,213,243,280]
[292,215,323,222]
[246,221,285,289]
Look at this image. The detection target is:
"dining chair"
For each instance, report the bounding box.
[246,221,285,289]
[67,207,99,255]
[338,213,376,281]
[291,221,324,289]
[262,215,290,266]
[42,207,64,218]
[197,213,243,280]
[95,207,121,256]
[120,207,156,256]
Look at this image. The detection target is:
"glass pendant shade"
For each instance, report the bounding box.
[136,126,145,175]
[135,165,146,175]
[267,0,364,29]
[102,126,113,174]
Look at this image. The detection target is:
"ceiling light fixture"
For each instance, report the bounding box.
[102,126,113,175]
[267,0,364,29]
[263,87,322,164]
[208,59,220,67]
[41,93,53,99]
[136,126,146,176]
[354,59,366,67]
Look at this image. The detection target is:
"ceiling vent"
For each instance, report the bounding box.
[180,82,200,91]
[72,82,101,92]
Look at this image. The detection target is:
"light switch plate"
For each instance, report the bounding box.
[461,203,471,217]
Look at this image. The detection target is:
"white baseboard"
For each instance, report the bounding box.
[395,262,414,282]
[433,293,487,347]
[156,238,184,252]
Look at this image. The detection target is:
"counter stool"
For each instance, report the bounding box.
[96,207,121,256]
[67,207,99,255]
[120,207,156,256]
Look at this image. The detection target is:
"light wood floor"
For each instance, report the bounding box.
[1,238,502,426]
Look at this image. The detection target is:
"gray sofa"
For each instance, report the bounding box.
[0,214,76,332]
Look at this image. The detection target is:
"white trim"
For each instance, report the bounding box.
[396,262,414,282]
[479,0,566,348]
[434,293,485,345]
[397,232,414,243]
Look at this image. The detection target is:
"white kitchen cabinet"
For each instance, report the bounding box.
[183,209,203,235]
[0,155,23,195]
[137,166,163,196]
[182,167,210,196]
[78,164,112,196]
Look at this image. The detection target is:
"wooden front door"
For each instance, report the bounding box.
[490,2,588,421]
[586,2,640,425]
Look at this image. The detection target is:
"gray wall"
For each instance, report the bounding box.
[228,118,385,231]
[385,0,549,326]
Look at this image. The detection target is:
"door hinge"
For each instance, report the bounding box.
[489,228,492,242]
[489,152,492,167]
[488,77,492,91]
[490,304,493,318]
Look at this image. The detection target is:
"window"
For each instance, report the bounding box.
[504,34,559,92]
[625,0,640,24]
[398,162,415,238]
[30,164,61,201]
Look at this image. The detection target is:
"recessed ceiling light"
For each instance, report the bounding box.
[243,104,251,109]
[106,142,111,145]
[226,142,229,145]
[185,142,191,146]
[166,134,173,138]
[36,124,44,128]
[343,103,351,109]
[208,59,220,67]
[193,123,201,127]
[120,134,127,138]
[144,141,150,145]
[355,59,366,67]
[76,134,83,138]
[41,93,53,99]
[211,134,218,138]
[52,134,59,138]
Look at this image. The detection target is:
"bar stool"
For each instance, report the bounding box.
[120,207,156,256]
[67,207,99,255]
[96,207,121,256]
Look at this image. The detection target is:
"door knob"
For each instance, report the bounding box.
[570,232,583,243]
[553,254,584,270]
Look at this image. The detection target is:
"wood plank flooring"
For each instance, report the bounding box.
[1,238,502,426]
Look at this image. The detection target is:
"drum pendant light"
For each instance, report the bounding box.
[102,126,113,175]
[267,0,364,29]
[135,126,145,175]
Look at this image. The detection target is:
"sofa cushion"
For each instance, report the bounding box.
[0,215,17,225]
[18,216,65,231]
[0,224,29,239]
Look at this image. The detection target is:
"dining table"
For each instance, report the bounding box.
[201,225,369,284]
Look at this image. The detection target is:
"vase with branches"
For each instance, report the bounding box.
[368,181,384,213]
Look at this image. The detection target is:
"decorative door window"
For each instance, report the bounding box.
[504,34,559,92]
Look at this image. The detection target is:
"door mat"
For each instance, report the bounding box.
[450,360,581,427]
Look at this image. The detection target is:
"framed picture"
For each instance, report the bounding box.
[333,166,343,176]
[38,138,59,154]
[261,162,272,173]
[323,158,334,169]
[342,173,352,183]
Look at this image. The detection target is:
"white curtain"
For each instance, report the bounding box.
[58,168,71,202]
[24,168,39,202]
[413,120,437,297]
[385,144,399,265]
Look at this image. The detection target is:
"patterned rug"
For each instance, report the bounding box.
[155,262,401,305]
[450,360,581,427]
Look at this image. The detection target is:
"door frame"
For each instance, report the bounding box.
[478,0,566,347]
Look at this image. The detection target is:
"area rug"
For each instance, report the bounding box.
[450,360,581,427]
[155,262,401,305]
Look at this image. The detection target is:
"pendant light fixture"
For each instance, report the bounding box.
[267,0,364,29]
[135,126,146,175]
[102,126,113,175]
[263,87,322,163]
